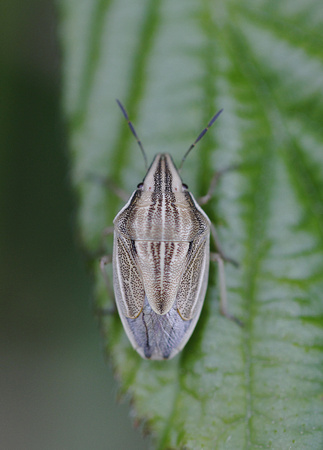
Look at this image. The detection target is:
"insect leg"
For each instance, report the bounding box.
[104,178,130,202]
[87,173,130,202]
[99,226,116,313]
[102,225,114,237]
[210,223,239,267]
[198,164,239,205]
[211,252,243,326]
[99,255,116,314]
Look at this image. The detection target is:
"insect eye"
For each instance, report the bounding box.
[182,183,188,190]
[137,182,144,189]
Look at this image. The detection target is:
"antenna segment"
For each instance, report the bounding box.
[179,109,223,171]
[116,99,148,170]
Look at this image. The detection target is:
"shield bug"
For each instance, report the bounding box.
[101,100,237,360]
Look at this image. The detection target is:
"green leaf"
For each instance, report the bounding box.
[59,0,323,447]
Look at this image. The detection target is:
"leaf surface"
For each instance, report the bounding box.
[59,0,323,447]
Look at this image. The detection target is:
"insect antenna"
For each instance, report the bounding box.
[179,109,223,171]
[116,99,148,170]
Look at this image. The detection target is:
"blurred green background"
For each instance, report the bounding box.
[0,1,147,448]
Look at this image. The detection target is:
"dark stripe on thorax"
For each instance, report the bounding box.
[164,157,173,193]
[153,156,163,193]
